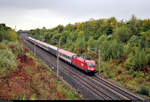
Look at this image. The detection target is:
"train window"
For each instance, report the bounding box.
[60,53,71,60]
[88,63,95,67]
[65,55,67,58]
[69,57,71,60]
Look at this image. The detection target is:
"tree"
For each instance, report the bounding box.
[113,25,132,43]
[0,24,18,42]
[127,15,142,35]
[57,25,64,33]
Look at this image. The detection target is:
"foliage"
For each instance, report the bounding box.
[8,42,25,56]
[101,40,123,61]
[125,48,150,72]
[0,49,17,77]
[15,16,150,99]
[20,17,150,99]
[23,16,150,75]
[0,24,18,42]
[112,25,132,43]
[0,42,7,49]
[0,42,82,100]
[138,85,149,96]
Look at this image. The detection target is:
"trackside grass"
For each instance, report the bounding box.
[0,41,83,100]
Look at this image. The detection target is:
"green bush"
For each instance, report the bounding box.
[123,44,130,57]
[117,69,122,75]
[120,77,125,82]
[127,35,141,47]
[100,69,104,73]
[108,72,115,79]
[101,40,123,61]
[125,52,136,70]
[146,75,150,81]
[0,42,7,49]
[136,72,145,78]
[8,42,24,56]
[0,24,18,42]
[138,85,149,96]
[112,25,132,43]
[0,49,17,76]
[132,71,138,78]
[125,47,150,72]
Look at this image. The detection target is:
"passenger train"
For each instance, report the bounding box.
[27,36,96,74]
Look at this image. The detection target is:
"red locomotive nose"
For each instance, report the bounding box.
[88,62,96,71]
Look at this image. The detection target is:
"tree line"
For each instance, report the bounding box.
[21,15,150,74]
[0,24,18,42]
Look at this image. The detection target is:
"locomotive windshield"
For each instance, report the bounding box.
[88,63,95,67]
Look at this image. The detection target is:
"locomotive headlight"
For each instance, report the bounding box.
[90,68,94,71]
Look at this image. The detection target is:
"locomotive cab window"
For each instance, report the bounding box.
[88,63,95,67]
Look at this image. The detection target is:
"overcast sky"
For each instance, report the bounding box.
[0,0,150,30]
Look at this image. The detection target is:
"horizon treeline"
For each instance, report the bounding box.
[0,24,18,42]
[21,15,150,73]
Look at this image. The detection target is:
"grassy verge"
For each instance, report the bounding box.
[0,40,83,100]
[99,59,150,99]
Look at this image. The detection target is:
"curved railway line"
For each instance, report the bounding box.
[20,33,146,100]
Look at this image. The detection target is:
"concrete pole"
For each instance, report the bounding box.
[34,41,36,56]
[98,48,100,75]
[57,48,59,77]
[57,38,61,77]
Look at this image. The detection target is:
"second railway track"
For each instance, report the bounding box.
[20,34,145,101]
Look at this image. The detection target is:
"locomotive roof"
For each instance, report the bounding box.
[28,36,58,50]
[58,49,76,57]
[75,55,95,63]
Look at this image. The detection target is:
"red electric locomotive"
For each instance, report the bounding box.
[72,55,96,73]
[58,49,96,74]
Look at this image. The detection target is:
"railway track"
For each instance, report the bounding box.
[20,34,145,100]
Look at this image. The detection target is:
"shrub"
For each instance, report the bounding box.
[0,42,7,49]
[120,77,125,82]
[7,29,18,41]
[125,48,149,72]
[132,71,138,78]
[108,72,115,79]
[112,25,132,43]
[0,49,17,76]
[128,68,134,74]
[100,69,104,73]
[125,52,136,70]
[138,85,149,96]
[123,44,131,60]
[101,40,123,61]
[127,35,141,47]
[8,42,24,56]
[146,75,150,81]
[117,69,122,75]
[0,24,18,42]
[136,72,145,78]
[29,94,37,100]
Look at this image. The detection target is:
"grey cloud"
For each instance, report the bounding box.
[0,0,150,18]
[0,0,150,30]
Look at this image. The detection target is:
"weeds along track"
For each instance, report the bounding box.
[20,34,145,100]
